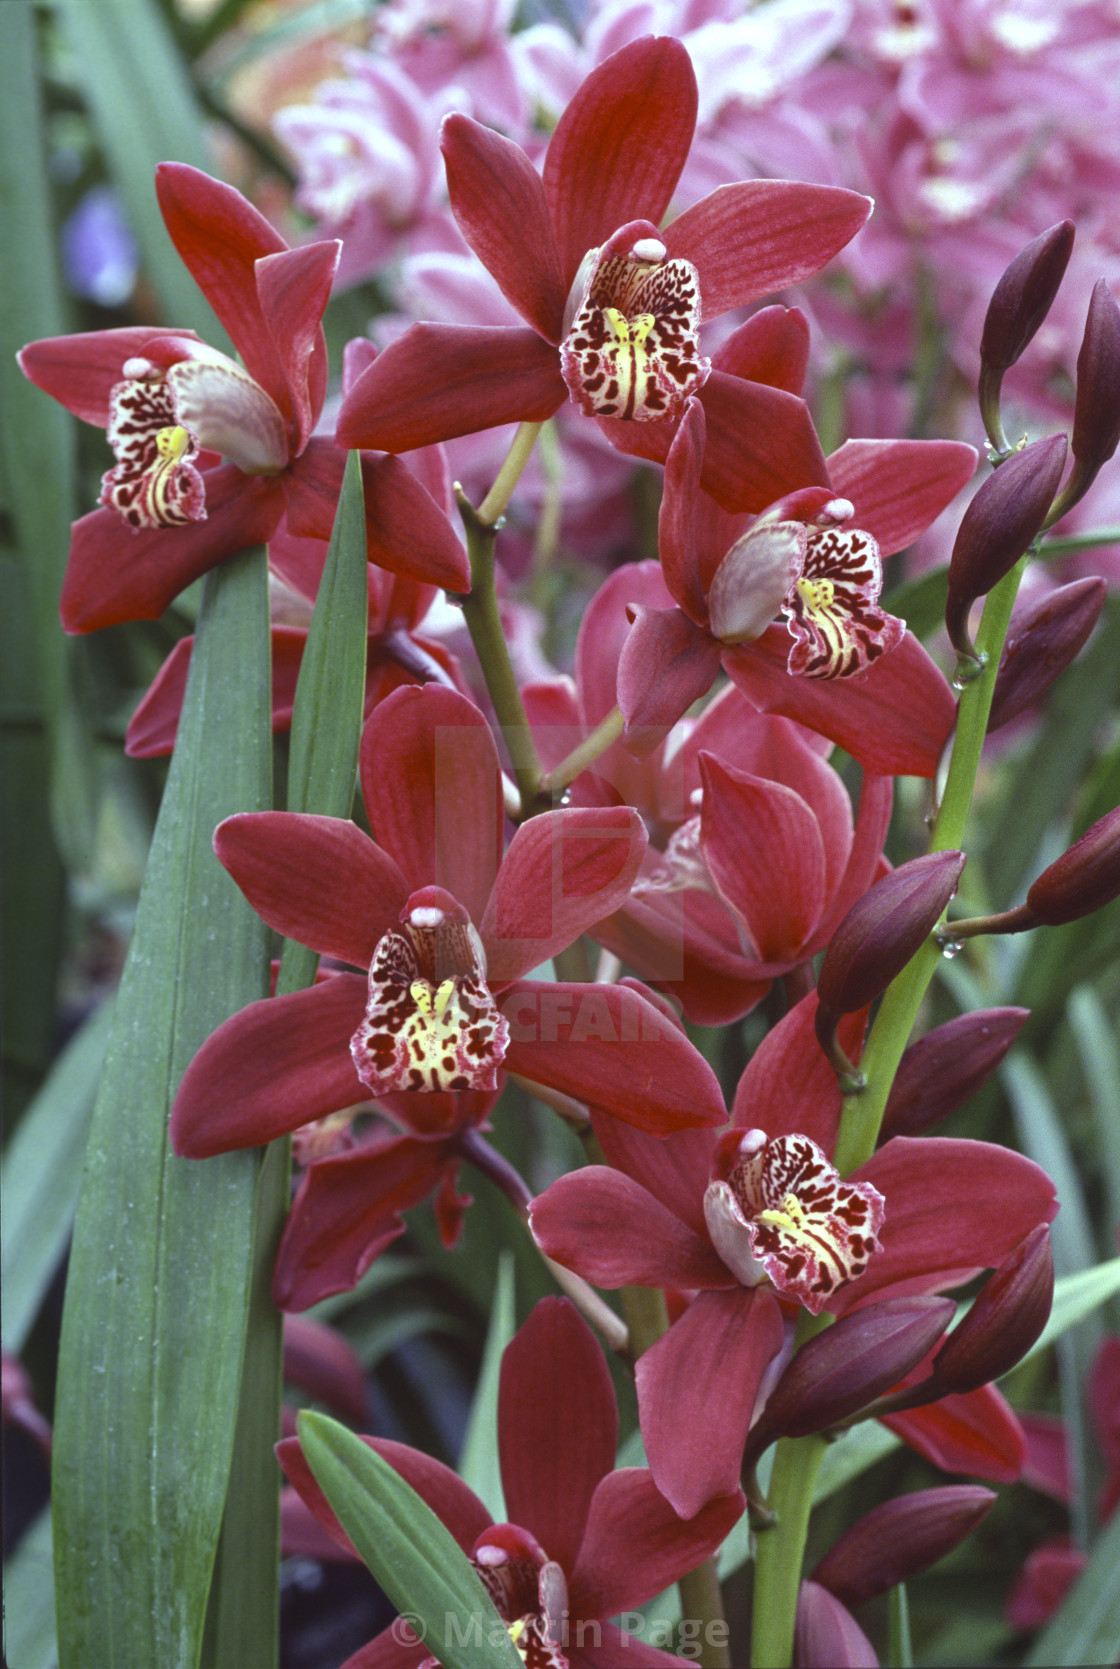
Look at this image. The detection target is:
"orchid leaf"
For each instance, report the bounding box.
[5,1507,57,1669]
[52,548,272,1669]
[1,1000,112,1353]
[458,1252,515,1519]
[298,1411,524,1669]
[278,447,369,994]
[209,452,370,1664]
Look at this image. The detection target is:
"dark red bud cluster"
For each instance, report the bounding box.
[930,1224,1054,1395]
[980,222,1075,374]
[811,1486,996,1609]
[750,1297,955,1449]
[1025,805,1120,924]
[880,1007,1029,1140]
[945,436,1067,662]
[988,577,1107,732]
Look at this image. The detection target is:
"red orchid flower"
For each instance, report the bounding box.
[277,1298,743,1669]
[169,684,726,1160]
[526,632,893,1024]
[271,1086,495,1311]
[335,34,871,509]
[530,992,1058,1517]
[18,167,469,633]
[617,394,974,775]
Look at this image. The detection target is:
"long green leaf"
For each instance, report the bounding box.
[52,548,272,1669]
[457,1252,515,1520]
[1,1001,113,1353]
[206,451,370,1668]
[0,1,86,1123]
[5,1507,57,1669]
[298,1411,524,1669]
[1003,1051,1104,1549]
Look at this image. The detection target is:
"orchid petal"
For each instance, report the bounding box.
[336,325,566,452]
[169,975,368,1157]
[60,464,284,633]
[711,306,809,393]
[570,1468,744,1619]
[273,1136,456,1310]
[699,754,827,960]
[442,114,567,343]
[543,37,698,282]
[286,440,470,592]
[657,397,708,622]
[575,561,674,730]
[255,242,339,452]
[598,372,830,512]
[884,1383,1026,1483]
[530,1166,732,1289]
[589,1109,719,1240]
[155,163,290,414]
[18,326,202,425]
[499,1298,617,1575]
[635,1288,784,1518]
[827,438,978,558]
[834,1138,1059,1312]
[722,627,955,778]
[481,807,647,985]
[360,686,502,920]
[618,608,721,738]
[731,992,865,1151]
[214,812,410,967]
[503,981,726,1134]
[664,181,872,318]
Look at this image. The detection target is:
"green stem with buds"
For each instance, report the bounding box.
[750,548,1033,1667]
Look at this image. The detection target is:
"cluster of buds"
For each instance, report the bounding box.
[954,220,1120,679]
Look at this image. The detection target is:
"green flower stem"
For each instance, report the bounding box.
[833,548,1029,1179]
[619,1283,669,1362]
[1039,526,1120,553]
[541,705,625,799]
[678,1555,732,1669]
[457,487,546,819]
[750,552,1032,1667]
[750,1433,829,1667]
[477,420,543,526]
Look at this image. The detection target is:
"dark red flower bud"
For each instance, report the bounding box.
[796,1583,876,1669]
[931,1224,1054,1395]
[755,1297,955,1443]
[282,1315,370,1427]
[811,1486,996,1608]
[945,436,1068,661]
[816,852,967,1020]
[1025,805,1120,923]
[880,1008,1029,1140]
[1072,278,1120,473]
[980,222,1075,373]
[988,577,1107,732]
